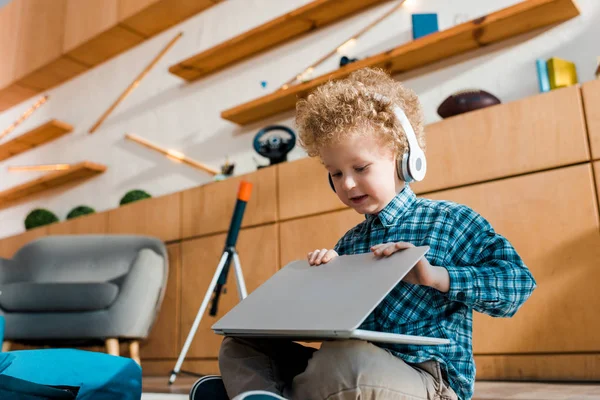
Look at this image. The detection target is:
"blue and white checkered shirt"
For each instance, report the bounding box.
[334,184,536,400]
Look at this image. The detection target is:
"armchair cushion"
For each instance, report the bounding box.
[0,282,119,312]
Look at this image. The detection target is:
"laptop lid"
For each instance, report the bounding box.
[212,246,429,334]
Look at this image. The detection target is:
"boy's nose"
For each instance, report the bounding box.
[341,176,356,191]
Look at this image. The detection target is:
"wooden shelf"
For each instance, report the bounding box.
[168,0,391,81]
[0,120,73,162]
[0,161,106,210]
[0,0,221,112]
[221,0,580,125]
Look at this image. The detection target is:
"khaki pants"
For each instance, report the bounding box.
[219,337,458,400]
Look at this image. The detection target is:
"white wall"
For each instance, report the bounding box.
[0,0,598,238]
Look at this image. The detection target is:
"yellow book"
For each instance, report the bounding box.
[546,57,578,89]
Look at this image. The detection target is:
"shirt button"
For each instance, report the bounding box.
[457,292,466,301]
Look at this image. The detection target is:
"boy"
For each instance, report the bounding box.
[191,67,536,400]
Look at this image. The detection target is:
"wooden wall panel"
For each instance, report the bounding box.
[63,0,119,53]
[181,167,277,238]
[594,161,600,214]
[426,164,600,354]
[412,86,589,194]
[141,243,181,359]
[107,192,181,242]
[278,157,346,220]
[0,226,48,258]
[47,212,108,235]
[475,354,600,381]
[13,0,67,80]
[180,224,278,358]
[582,80,600,160]
[279,208,364,267]
[119,0,218,37]
[0,0,21,90]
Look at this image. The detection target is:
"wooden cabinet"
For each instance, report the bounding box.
[426,164,600,354]
[107,192,181,242]
[141,243,181,359]
[181,167,277,238]
[0,226,48,258]
[47,212,108,235]
[278,157,346,220]
[180,224,278,358]
[582,80,600,160]
[279,209,363,267]
[412,86,589,194]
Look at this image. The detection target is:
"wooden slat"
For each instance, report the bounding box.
[0,0,20,90]
[475,354,600,381]
[426,164,600,355]
[107,192,181,242]
[119,0,219,38]
[141,243,181,359]
[180,224,278,358]
[169,0,392,81]
[411,86,589,194]
[221,0,580,125]
[277,157,346,220]
[0,226,48,259]
[47,211,108,235]
[0,120,73,162]
[279,208,364,268]
[582,80,600,160]
[181,166,277,238]
[0,161,106,210]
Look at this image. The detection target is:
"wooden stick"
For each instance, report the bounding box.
[8,163,71,172]
[280,0,406,90]
[0,95,48,141]
[105,338,119,356]
[125,133,219,176]
[89,32,183,134]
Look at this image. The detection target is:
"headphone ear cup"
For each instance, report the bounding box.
[328,174,336,193]
[398,152,413,182]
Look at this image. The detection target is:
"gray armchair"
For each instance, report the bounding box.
[0,235,168,362]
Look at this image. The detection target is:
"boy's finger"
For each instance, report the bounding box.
[315,248,328,264]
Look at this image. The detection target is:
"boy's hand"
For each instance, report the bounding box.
[371,242,449,292]
[308,249,338,266]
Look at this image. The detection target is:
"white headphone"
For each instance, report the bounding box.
[377,95,427,183]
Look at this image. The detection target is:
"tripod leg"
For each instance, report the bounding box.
[169,251,230,384]
[232,251,248,300]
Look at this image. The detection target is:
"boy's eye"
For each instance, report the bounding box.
[331,172,342,178]
[355,165,369,172]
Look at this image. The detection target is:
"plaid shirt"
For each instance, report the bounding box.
[334,184,536,400]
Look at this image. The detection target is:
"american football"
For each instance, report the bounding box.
[437,89,501,119]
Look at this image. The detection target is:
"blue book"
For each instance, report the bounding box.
[536,59,551,93]
[411,13,439,40]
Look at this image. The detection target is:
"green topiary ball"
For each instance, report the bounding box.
[24,209,59,230]
[120,189,152,206]
[66,205,96,220]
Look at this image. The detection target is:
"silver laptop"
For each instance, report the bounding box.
[212,246,450,346]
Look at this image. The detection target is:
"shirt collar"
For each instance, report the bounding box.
[365,184,416,227]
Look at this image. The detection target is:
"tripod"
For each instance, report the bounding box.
[169,181,253,385]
